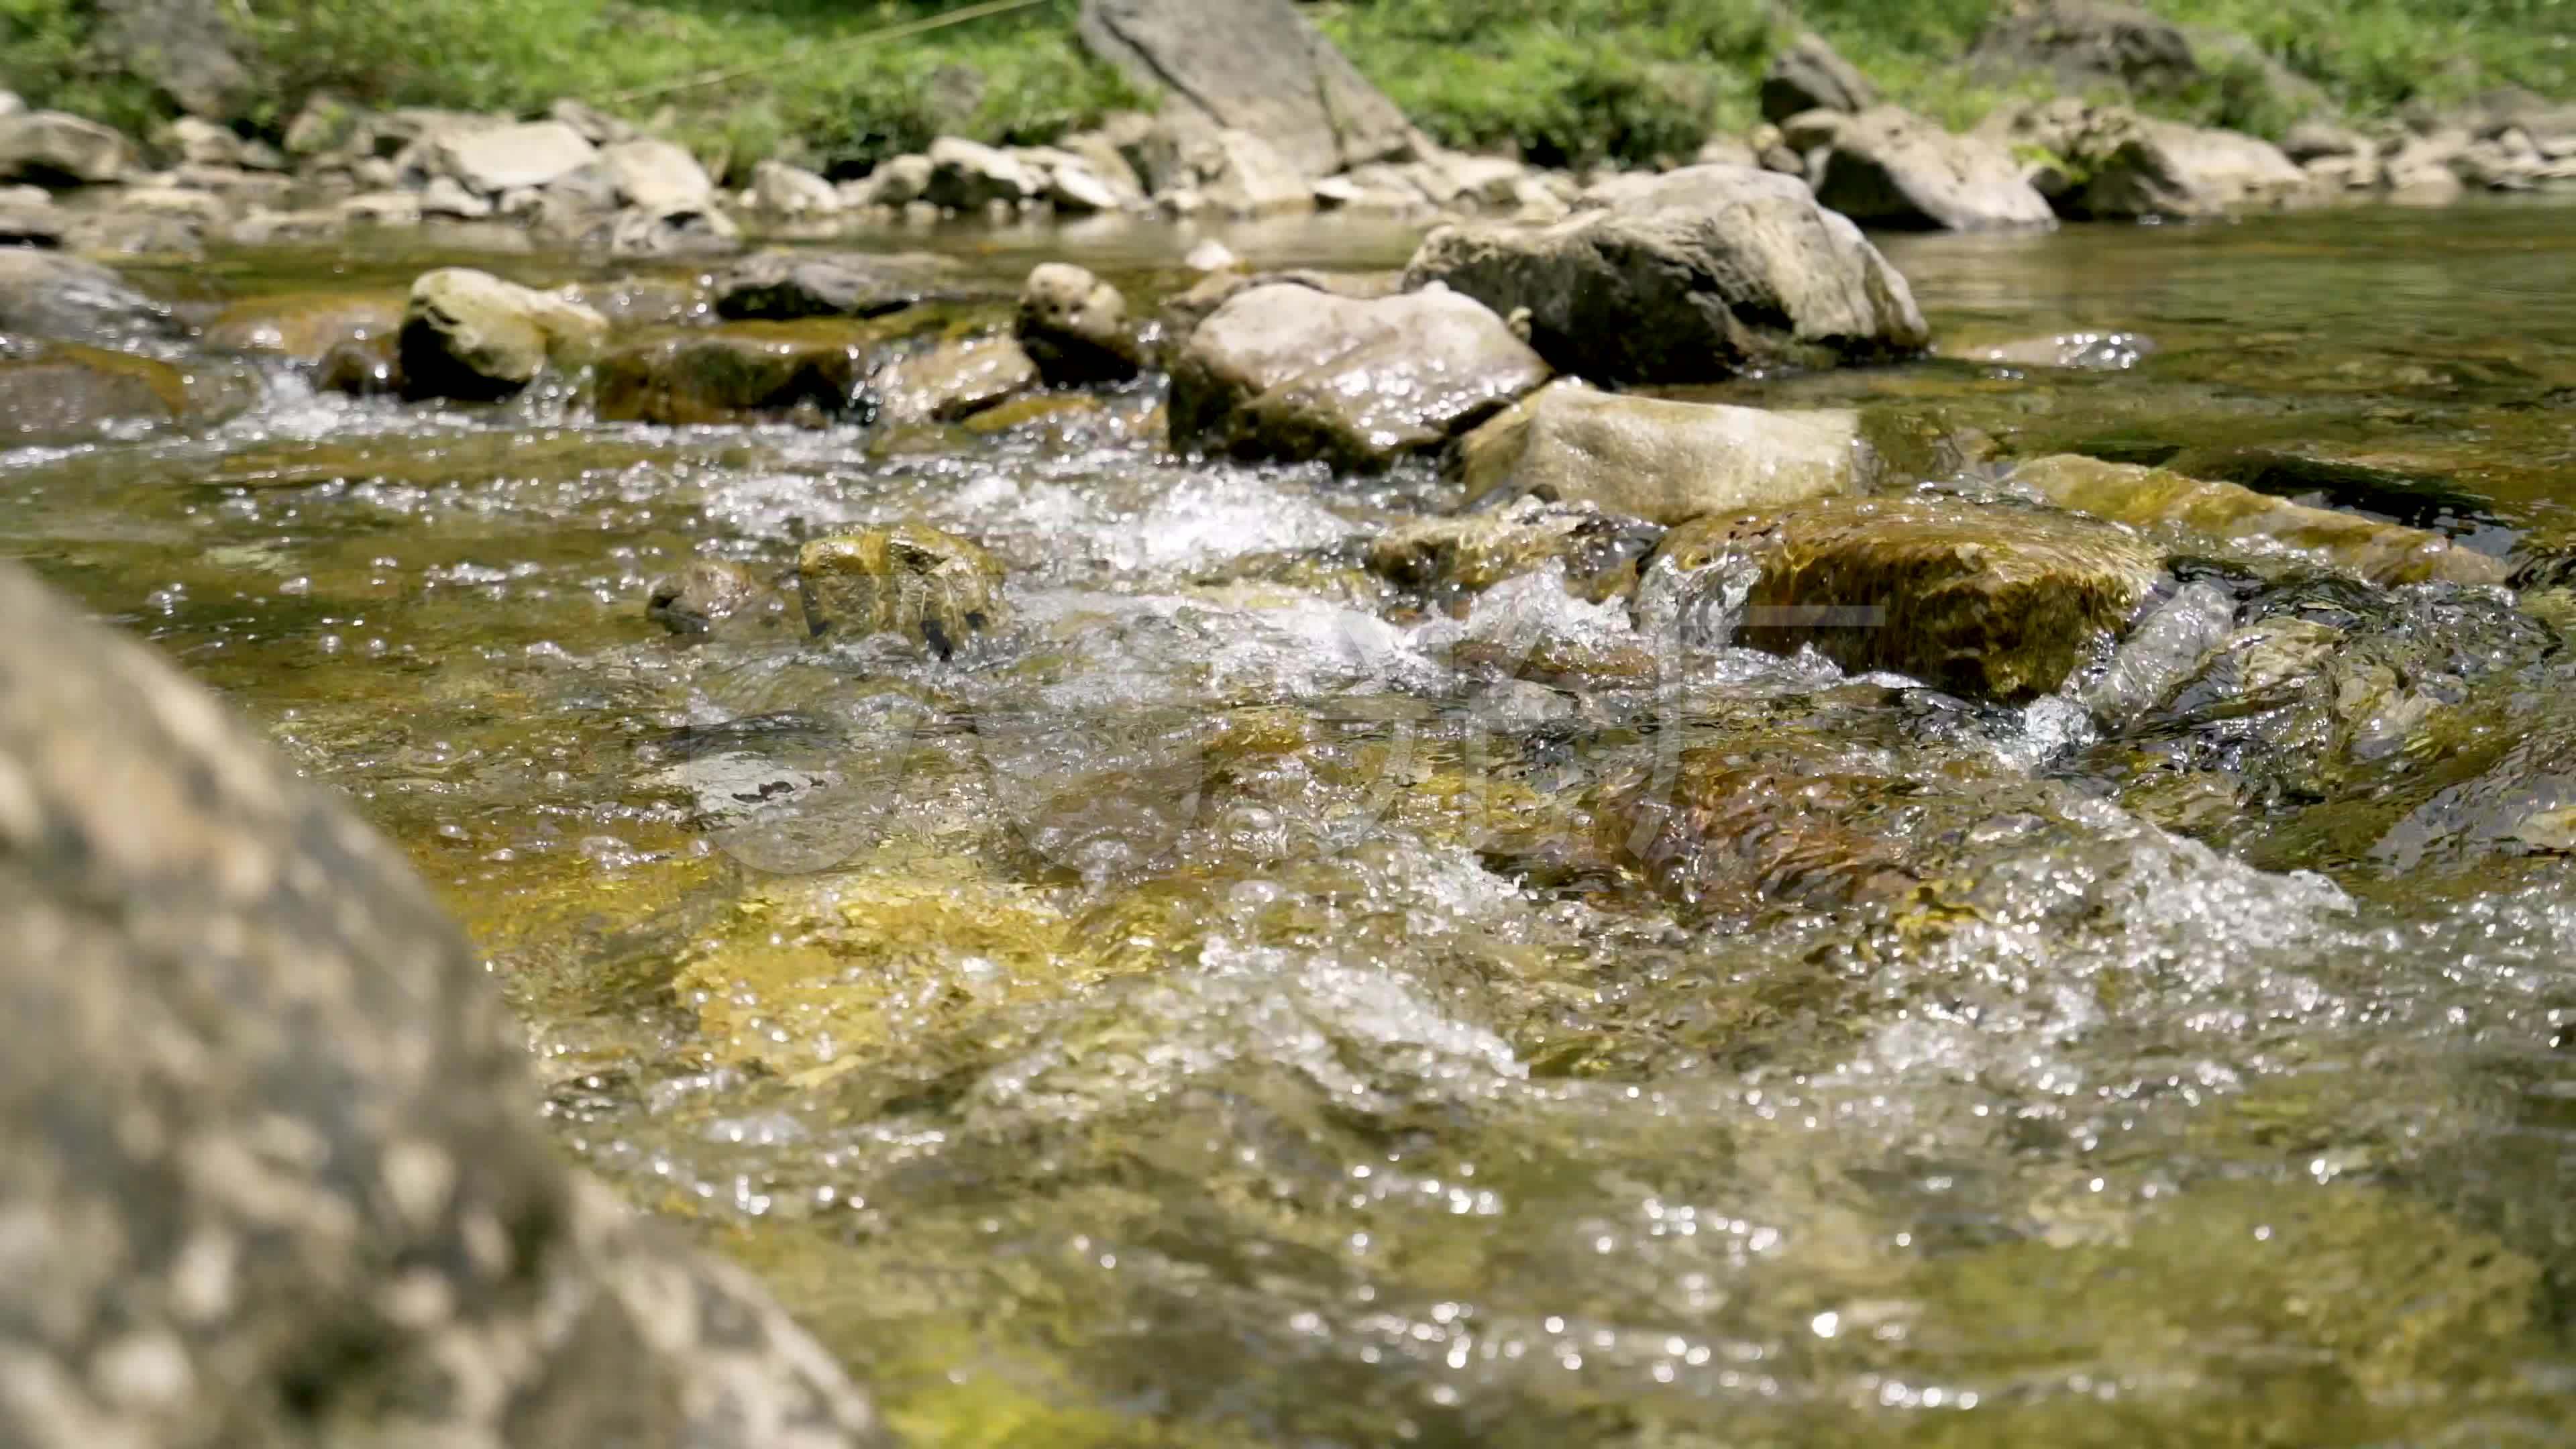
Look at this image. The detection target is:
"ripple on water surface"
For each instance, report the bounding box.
[9,207,2576,1445]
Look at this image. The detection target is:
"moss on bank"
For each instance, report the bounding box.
[0,0,2570,176]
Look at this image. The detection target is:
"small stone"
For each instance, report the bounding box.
[1015,262,1142,386]
[873,335,1039,425]
[645,558,785,637]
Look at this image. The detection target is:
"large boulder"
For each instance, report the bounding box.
[1404,164,1929,384]
[1015,262,1142,386]
[1170,282,1550,472]
[1813,107,2057,231]
[1654,494,2161,702]
[1460,380,1865,526]
[93,0,254,119]
[2010,453,2509,588]
[0,250,172,344]
[431,120,596,194]
[797,525,1008,657]
[398,268,608,402]
[712,250,973,321]
[1762,32,1880,123]
[1984,99,2308,219]
[1968,0,2201,97]
[0,111,131,184]
[593,329,871,425]
[0,560,888,1449]
[1077,0,1415,178]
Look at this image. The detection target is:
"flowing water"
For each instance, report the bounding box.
[12,200,2576,1445]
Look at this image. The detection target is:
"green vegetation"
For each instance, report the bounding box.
[0,0,2571,174]
[1316,0,2576,159]
[0,0,1141,178]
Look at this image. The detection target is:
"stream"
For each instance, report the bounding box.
[11,197,2576,1445]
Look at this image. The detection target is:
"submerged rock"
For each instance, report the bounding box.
[2012,453,2510,587]
[1460,380,1864,526]
[1014,262,1141,386]
[797,525,1008,656]
[1814,107,2057,231]
[0,340,186,441]
[647,557,792,637]
[0,251,174,349]
[712,250,973,321]
[1367,495,1664,603]
[1170,281,1549,471]
[1658,494,2162,701]
[1405,164,1930,383]
[593,328,869,425]
[398,267,608,402]
[201,291,403,362]
[1608,746,1928,915]
[0,559,888,1449]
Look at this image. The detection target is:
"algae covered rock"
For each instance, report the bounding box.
[1015,262,1142,386]
[1984,99,2310,219]
[1171,281,1549,471]
[1660,494,2161,701]
[1462,380,1865,527]
[2012,452,2509,587]
[798,524,1008,656]
[201,290,404,362]
[1403,164,1929,384]
[593,327,871,425]
[398,266,608,402]
[0,340,188,441]
[0,559,888,1448]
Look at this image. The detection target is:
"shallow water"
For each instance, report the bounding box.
[11,199,2576,1446]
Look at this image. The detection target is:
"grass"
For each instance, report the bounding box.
[0,0,1141,180]
[0,0,2571,176]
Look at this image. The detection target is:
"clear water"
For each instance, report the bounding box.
[9,199,2576,1446]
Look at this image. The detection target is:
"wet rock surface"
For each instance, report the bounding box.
[796,524,1008,655]
[1015,261,1142,386]
[1461,380,1865,526]
[1657,493,2163,701]
[712,250,975,321]
[594,327,871,426]
[1405,164,1931,382]
[398,266,608,402]
[0,560,888,1449]
[1171,280,1548,470]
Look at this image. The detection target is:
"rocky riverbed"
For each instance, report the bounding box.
[0,174,2573,1441]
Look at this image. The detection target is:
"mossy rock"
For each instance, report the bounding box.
[1365,496,1664,603]
[2014,452,2508,588]
[203,290,405,362]
[0,341,188,441]
[1660,494,2161,702]
[796,524,1008,657]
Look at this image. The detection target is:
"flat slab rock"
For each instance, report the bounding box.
[1405,164,1930,384]
[0,559,888,1448]
[1171,281,1550,471]
[1655,493,2162,702]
